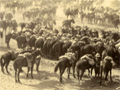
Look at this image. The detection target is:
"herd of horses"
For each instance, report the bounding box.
[0,23,120,85]
[0,0,120,87]
[64,4,120,29]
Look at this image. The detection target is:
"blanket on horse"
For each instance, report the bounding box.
[100,56,115,67]
[80,54,95,66]
[18,53,33,68]
[59,52,76,64]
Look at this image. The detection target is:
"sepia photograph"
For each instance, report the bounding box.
[0,0,120,90]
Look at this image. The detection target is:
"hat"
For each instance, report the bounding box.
[95,53,100,57]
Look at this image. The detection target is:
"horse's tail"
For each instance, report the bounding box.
[0,55,4,66]
[54,61,61,73]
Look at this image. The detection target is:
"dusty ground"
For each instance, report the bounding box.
[0,3,120,90]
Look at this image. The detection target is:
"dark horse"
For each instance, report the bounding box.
[54,51,78,83]
[0,51,16,74]
[0,11,5,20]
[62,18,75,28]
[79,11,87,23]
[76,54,95,84]
[64,8,78,18]
[14,53,33,83]
[13,49,41,83]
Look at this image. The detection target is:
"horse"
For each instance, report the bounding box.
[79,11,86,22]
[76,54,95,84]
[62,18,75,28]
[10,20,18,31]
[112,14,119,29]
[0,20,8,35]
[5,32,19,48]
[64,8,78,18]
[54,51,78,83]
[46,19,56,30]
[100,56,115,85]
[5,12,13,21]
[13,53,33,83]
[0,51,16,74]
[102,43,119,66]
[13,49,42,83]
[30,49,42,73]
[23,11,31,21]
[0,11,5,20]
[86,12,95,24]
[64,8,72,18]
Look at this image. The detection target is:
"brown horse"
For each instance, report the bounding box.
[76,54,95,84]
[100,56,115,85]
[0,51,16,74]
[13,53,33,83]
[54,51,78,83]
[13,49,41,83]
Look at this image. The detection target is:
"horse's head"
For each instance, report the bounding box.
[70,18,75,23]
[9,50,17,60]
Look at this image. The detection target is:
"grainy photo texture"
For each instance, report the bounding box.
[0,0,120,90]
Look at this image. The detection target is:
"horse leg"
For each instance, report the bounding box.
[67,67,70,79]
[17,42,21,49]
[5,60,10,74]
[80,69,85,80]
[72,64,76,78]
[18,69,21,83]
[26,67,30,77]
[110,69,112,82]
[36,61,40,73]
[31,65,34,79]
[88,69,90,77]
[1,58,5,73]
[90,67,93,78]
[105,71,108,81]
[1,62,5,73]
[60,67,66,83]
[77,70,80,83]
[15,70,17,82]
[91,68,93,75]
[100,66,103,85]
